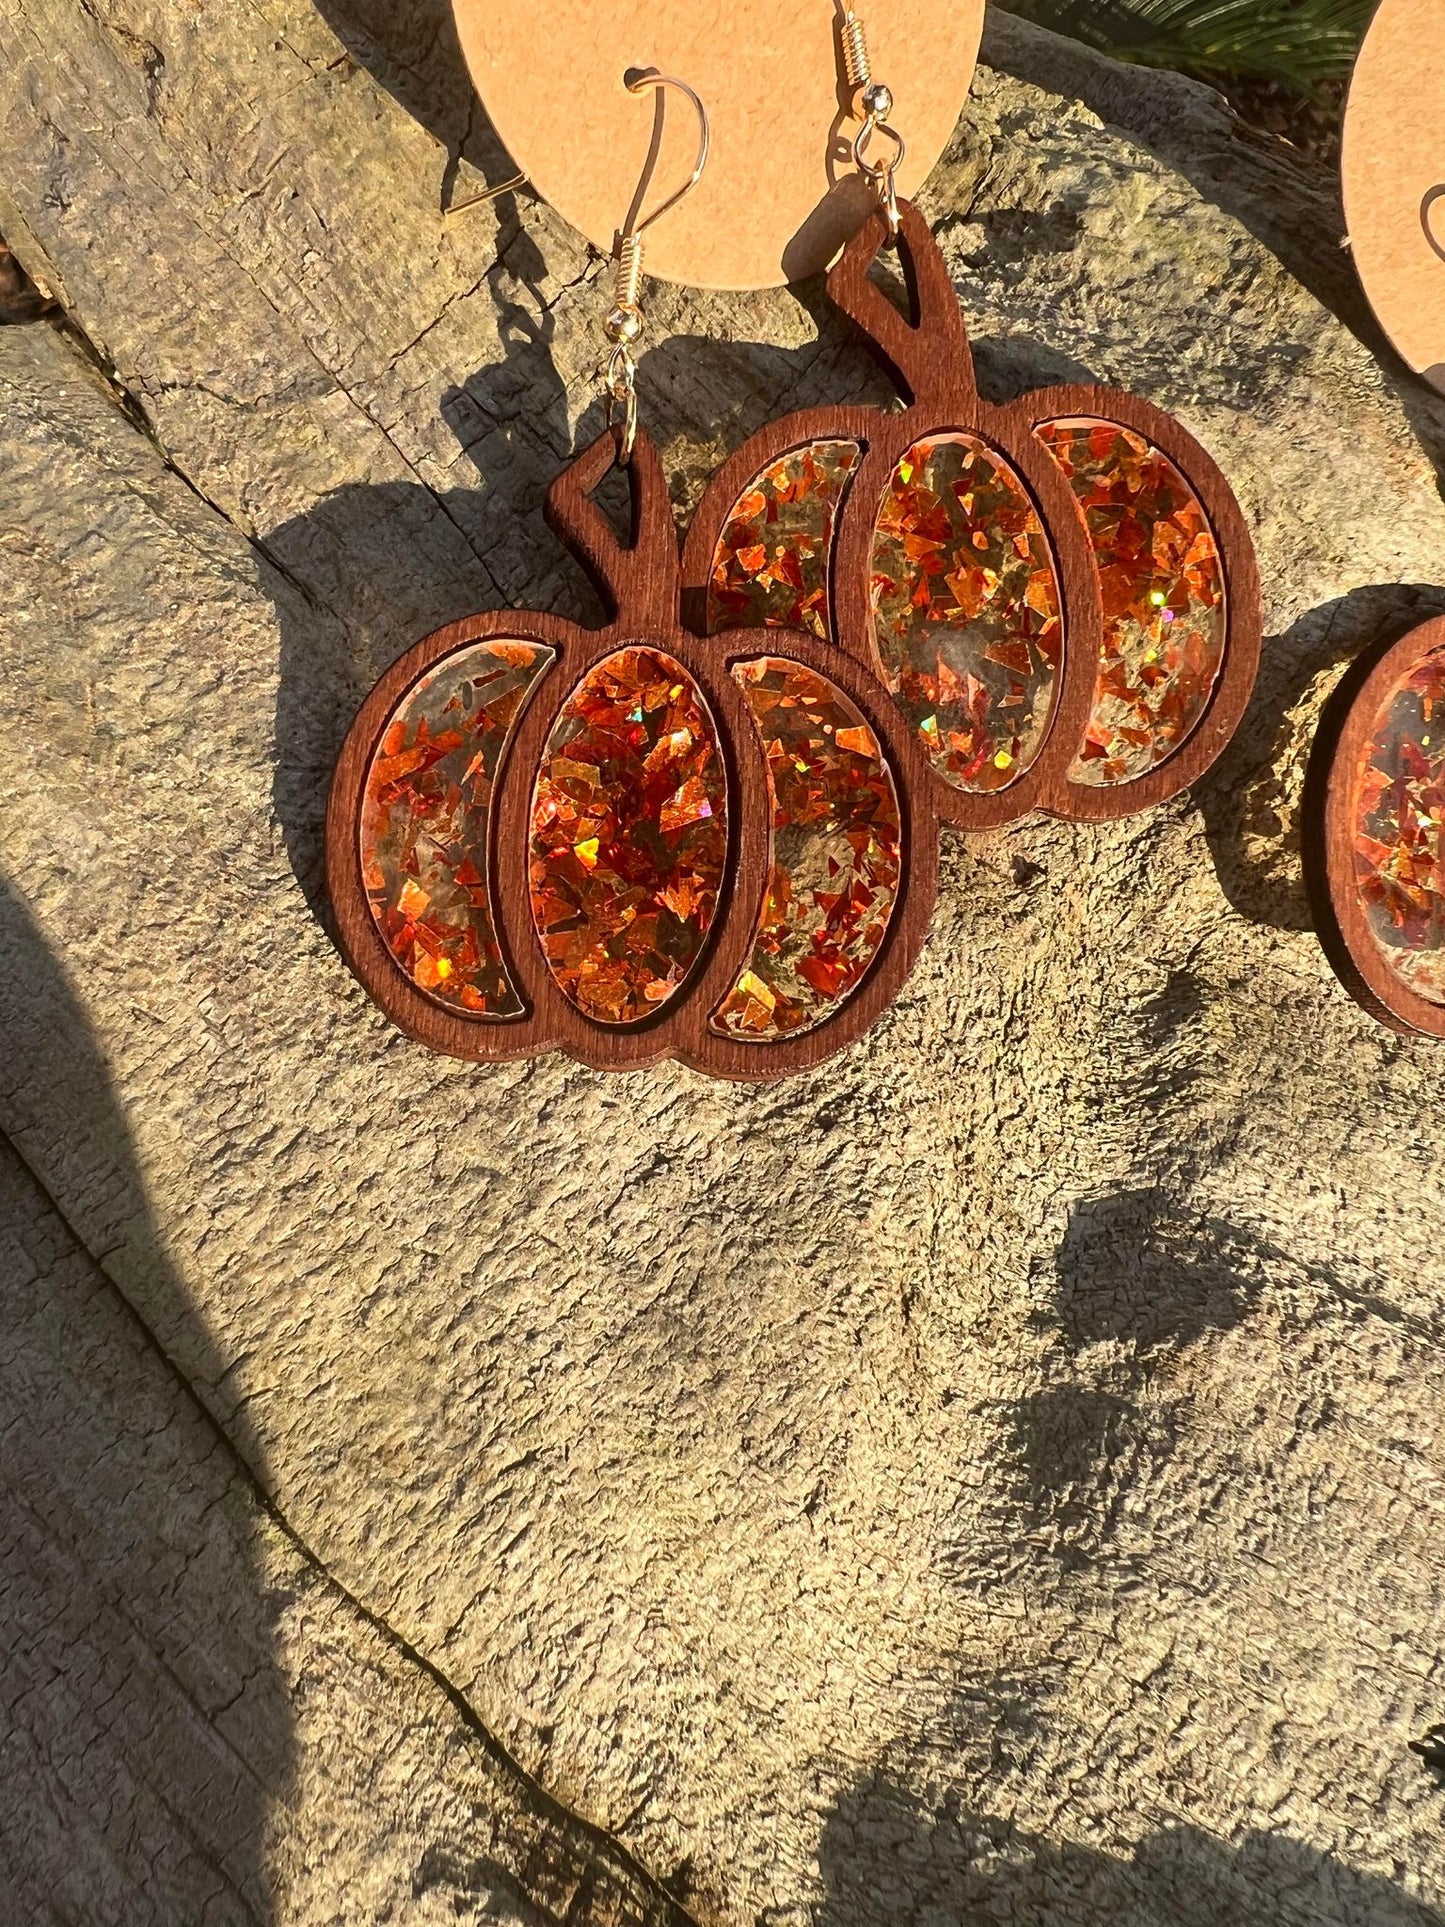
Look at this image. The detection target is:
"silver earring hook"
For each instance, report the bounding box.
[445,169,530,217]
[838,8,904,236]
[620,69,711,243]
[601,69,711,464]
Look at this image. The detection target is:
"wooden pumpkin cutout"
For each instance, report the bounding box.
[682,201,1262,829]
[1303,615,1445,1038]
[327,429,938,1080]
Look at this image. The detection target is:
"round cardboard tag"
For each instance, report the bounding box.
[1343,0,1445,394]
[451,0,983,290]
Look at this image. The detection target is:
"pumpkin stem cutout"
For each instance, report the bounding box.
[827,199,973,411]
[683,199,1262,831]
[543,423,677,630]
[327,427,937,1079]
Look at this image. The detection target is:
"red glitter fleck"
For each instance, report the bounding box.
[1354,647,1445,1005]
[711,657,902,1039]
[869,434,1062,791]
[360,640,553,1017]
[707,441,861,639]
[1035,417,1226,787]
[530,648,729,1025]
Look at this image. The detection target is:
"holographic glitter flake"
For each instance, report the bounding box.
[711,657,902,1040]
[1035,417,1226,788]
[869,433,1062,792]
[1354,647,1445,1005]
[530,647,729,1025]
[707,440,861,640]
[360,640,554,1017]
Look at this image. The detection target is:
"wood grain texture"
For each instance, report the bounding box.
[3,4,1445,1922]
[0,1144,694,1927]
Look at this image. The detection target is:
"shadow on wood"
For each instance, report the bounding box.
[817,1777,1445,1924]
[0,875,293,1922]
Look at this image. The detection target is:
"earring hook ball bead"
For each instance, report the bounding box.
[604,302,644,344]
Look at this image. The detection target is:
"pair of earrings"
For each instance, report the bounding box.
[336,24,1445,1079]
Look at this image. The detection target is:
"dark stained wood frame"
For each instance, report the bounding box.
[1302,614,1445,1039]
[326,428,939,1080]
[680,199,1262,828]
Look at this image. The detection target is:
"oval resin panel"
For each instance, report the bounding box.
[530,647,729,1025]
[1034,417,1226,787]
[870,433,1062,792]
[705,440,861,640]
[360,640,554,1017]
[711,657,903,1040]
[1352,645,1445,1005]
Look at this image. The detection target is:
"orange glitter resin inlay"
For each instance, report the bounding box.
[712,658,902,1040]
[1035,418,1226,787]
[706,440,861,639]
[870,433,1061,792]
[1354,647,1445,1006]
[360,639,554,1017]
[530,647,729,1025]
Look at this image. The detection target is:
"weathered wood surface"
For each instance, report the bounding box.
[1,1,1445,1920]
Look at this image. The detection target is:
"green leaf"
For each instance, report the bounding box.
[1007,0,1372,96]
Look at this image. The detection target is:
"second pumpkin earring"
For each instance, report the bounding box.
[683,22,1261,831]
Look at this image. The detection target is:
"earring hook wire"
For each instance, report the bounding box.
[620,69,711,243]
[444,168,530,217]
[602,68,710,463]
[838,7,904,236]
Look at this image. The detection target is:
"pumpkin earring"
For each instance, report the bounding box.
[326,72,937,1080]
[682,9,1262,830]
[1303,615,1445,1038]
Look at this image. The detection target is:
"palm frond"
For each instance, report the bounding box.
[1008,0,1372,96]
